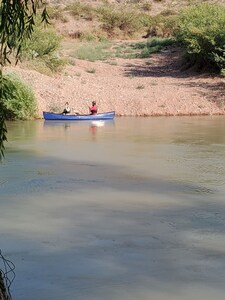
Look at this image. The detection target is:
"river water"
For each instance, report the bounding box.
[1,116,225,300]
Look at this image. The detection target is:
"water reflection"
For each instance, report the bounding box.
[43,119,115,141]
[89,121,106,139]
[43,119,114,128]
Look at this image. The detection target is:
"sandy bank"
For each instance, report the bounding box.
[8,47,225,118]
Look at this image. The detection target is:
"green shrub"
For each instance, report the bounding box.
[86,68,96,74]
[79,29,109,42]
[1,73,37,120]
[176,3,225,71]
[140,1,152,12]
[97,5,141,36]
[22,26,61,58]
[21,21,66,73]
[145,13,178,38]
[47,6,67,22]
[138,13,152,28]
[66,1,95,20]
[44,55,67,73]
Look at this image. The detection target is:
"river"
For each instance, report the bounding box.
[1,116,225,300]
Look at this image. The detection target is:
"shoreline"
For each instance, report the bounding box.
[8,46,225,119]
[38,111,225,120]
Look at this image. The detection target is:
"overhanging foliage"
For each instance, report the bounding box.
[0,0,48,160]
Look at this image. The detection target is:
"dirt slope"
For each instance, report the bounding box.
[9,45,225,118]
[6,0,225,118]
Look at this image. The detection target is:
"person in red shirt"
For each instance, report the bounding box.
[89,101,98,115]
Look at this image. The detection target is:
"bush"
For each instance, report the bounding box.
[66,1,95,20]
[1,73,37,120]
[21,21,66,73]
[22,26,61,58]
[140,2,152,12]
[47,6,67,22]
[97,5,141,37]
[176,3,225,71]
[79,29,109,42]
[145,12,178,38]
[138,13,152,28]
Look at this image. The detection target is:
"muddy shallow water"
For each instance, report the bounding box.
[1,116,225,300]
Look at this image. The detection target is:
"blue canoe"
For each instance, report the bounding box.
[43,111,115,121]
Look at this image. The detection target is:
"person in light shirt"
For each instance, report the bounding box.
[62,102,70,114]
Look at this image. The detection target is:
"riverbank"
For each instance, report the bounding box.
[8,46,225,118]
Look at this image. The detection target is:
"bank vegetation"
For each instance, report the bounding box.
[2,0,225,120]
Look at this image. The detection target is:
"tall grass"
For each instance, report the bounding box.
[132,37,175,57]
[71,37,175,62]
[71,41,111,61]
